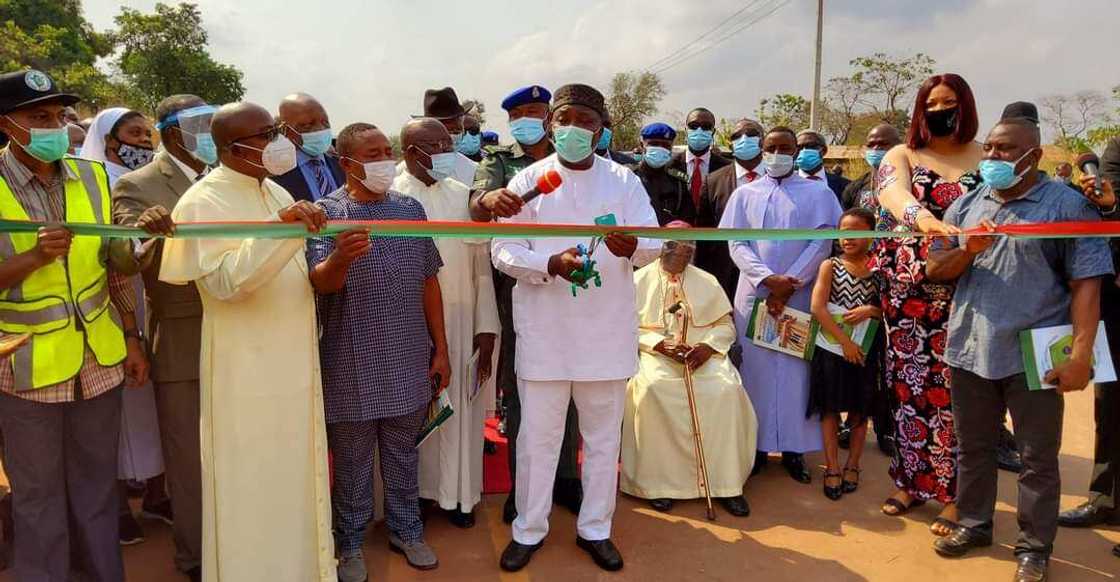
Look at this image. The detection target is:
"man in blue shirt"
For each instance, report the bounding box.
[307,122,450,582]
[274,92,344,202]
[927,118,1113,582]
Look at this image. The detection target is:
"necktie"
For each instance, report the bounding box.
[309,158,331,200]
[690,159,703,208]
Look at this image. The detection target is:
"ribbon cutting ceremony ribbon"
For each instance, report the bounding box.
[1,219,1118,241]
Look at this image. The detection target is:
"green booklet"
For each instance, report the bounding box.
[815,302,879,357]
[1019,321,1115,390]
[745,297,819,360]
[416,389,454,447]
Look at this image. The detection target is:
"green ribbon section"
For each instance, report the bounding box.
[0,219,942,242]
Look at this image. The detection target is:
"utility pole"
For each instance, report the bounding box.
[809,0,824,131]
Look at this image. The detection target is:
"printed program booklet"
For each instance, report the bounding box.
[745,297,818,360]
[416,389,454,447]
[814,302,879,357]
[1019,321,1116,390]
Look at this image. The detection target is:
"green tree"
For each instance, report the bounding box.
[606,71,665,150]
[850,52,935,124]
[820,76,862,145]
[1086,85,1120,149]
[1041,90,1110,149]
[756,94,810,131]
[112,2,245,113]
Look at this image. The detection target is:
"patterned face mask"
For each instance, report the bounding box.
[117,143,155,170]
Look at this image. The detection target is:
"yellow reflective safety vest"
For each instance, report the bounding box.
[0,157,126,391]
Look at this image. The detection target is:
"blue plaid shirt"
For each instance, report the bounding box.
[308,188,443,422]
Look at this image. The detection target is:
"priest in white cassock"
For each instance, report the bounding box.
[719,126,842,485]
[621,226,756,517]
[158,102,335,582]
[490,84,659,574]
[393,118,499,529]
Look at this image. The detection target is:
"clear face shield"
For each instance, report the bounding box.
[157,104,218,163]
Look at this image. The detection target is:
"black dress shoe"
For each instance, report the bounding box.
[877,434,896,457]
[781,453,811,484]
[576,537,623,571]
[751,451,768,476]
[503,493,517,524]
[553,478,583,515]
[1057,501,1117,528]
[718,496,750,517]
[997,445,1024,473]
[649,498,673,512]
[933,525,992,557]
[500,540,543,572]
[823,472,843,501]
[1014,552,1049,582]
[448,508,475,529]
[838,422,852,450]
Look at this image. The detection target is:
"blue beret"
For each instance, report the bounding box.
[501,85,551,112]
[641,122,676,141]
[481,130,499,142]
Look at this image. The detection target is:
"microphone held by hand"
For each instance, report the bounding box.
[521,169,563,203]
[1077,152,1102,193]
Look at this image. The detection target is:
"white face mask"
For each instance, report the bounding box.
[236,134,298,176]
[763,152,795,177]
[352,159,396,193]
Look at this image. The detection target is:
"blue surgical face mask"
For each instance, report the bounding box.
[190,133,218,165]
[979,149,1035,190]
[763,152,795,178]
[551,125,595,163]
[643,146,671,168]
[5,117,69,163]
[509,117,546,145]
[597,127,612,151]
[687,128,714,151]
[457,132,481,156]
[796,148,823,173]
[864,149,887,168]
[297,128,332,157]
[426,151,458,181]
[732,135,761,161]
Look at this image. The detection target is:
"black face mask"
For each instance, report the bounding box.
[926,107,958,138]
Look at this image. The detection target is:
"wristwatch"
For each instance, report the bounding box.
[123,328,144,341]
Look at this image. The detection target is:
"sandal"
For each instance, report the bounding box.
[823,471,843,501]
[841,467,861,494]
[930,516,957,537]
[881,495,926,516]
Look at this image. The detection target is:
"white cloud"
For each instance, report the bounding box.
[81,0,1118,142]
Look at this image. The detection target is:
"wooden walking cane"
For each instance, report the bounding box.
[669,302,716,520]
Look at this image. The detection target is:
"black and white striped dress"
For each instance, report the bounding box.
[807,258,882,418]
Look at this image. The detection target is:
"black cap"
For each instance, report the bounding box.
[414,87,466,120]
[1000,101,1039,125]
[551,84,607,120]
[0,70,79,115]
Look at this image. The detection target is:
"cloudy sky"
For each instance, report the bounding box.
[83,0,1117,142]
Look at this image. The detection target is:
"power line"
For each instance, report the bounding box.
[645,0,768,72]
[650,0,792,75]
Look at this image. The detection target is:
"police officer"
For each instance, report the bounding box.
[630,122,695,226]
[470,85,583,524]
[0,69,153,581]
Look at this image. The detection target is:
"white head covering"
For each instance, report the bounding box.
[78,107,132,183]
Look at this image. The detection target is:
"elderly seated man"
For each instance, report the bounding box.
[621,227,757,517]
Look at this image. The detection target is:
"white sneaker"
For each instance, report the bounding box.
[337,550,367,582]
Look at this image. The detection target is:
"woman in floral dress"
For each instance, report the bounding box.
[871,74,984,536]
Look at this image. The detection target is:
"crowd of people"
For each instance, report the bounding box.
[0,64,1115,582]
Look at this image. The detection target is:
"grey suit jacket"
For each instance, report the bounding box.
[112,151,203,384]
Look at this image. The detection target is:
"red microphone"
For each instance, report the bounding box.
[521,169,563,203]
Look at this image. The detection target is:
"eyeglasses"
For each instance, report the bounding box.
[236,123,284,144]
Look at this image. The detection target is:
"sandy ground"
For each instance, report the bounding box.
[1,387,1117,582]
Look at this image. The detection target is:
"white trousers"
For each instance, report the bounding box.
[512,379,627,544]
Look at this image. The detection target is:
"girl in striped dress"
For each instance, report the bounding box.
[808,208,883,501]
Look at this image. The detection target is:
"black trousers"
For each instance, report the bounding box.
[0,386,123,582]
[495,270,580,486]
[951,368,1062,555]
[1089,277,1120,509]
